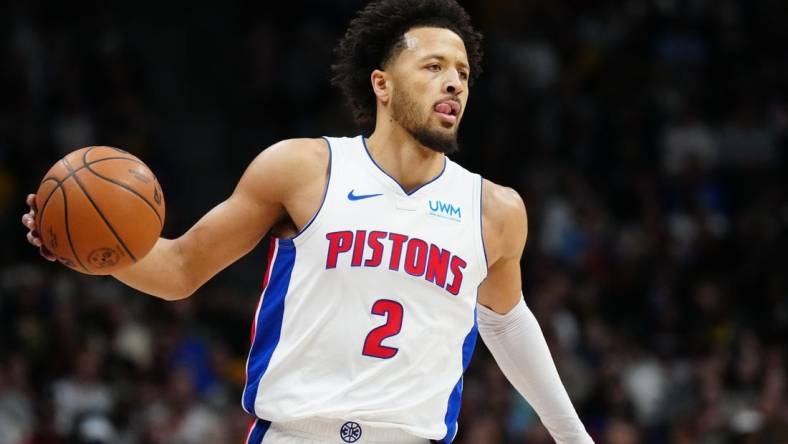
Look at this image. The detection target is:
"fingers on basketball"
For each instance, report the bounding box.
[35,146,166,275]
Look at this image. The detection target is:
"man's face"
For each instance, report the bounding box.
[386,27,470,154]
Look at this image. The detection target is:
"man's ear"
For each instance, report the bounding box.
[371,69,391,104]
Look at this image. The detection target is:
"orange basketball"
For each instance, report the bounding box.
[34,146,165,275]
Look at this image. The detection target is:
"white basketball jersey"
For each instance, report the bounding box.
[242,135,488,442]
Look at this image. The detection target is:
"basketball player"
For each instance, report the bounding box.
[22,0,593,442]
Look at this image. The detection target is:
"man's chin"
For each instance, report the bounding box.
[410,127,459,154]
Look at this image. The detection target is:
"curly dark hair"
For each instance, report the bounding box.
[330,0,483,129]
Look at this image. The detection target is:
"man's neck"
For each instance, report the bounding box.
[366,124,445,193]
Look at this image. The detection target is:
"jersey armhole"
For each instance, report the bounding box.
[287,137,333,245]
[475,175,489,279]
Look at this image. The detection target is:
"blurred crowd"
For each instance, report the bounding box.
[1,0,787,443]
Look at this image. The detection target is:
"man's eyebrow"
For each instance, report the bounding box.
[420,54,470,70]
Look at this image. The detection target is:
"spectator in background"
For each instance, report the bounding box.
[0,355,35,444]
[52,348,114,437]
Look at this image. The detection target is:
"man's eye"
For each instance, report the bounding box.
[427,64,441,71]
[460,71,469,80]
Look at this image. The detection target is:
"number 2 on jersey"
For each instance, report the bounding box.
[362,299,403,359]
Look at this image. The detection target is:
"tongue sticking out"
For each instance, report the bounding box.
[435,103,453,114]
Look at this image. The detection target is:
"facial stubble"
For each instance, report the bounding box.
[390,88,460,154]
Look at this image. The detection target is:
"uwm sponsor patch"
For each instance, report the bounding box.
[325,230,467,295]
[428,200,461,222]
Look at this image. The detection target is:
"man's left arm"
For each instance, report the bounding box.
[477,181,593,444]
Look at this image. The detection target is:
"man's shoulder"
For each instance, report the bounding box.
[240,138,330,195]
[482,178,526,222]
[251,138,330,177]
[480,178,528,262]
[263,137,329,165]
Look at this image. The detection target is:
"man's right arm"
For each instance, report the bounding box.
[22,138,327,301]
[110,180,283,300]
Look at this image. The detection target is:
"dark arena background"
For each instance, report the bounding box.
[1,1,787,443]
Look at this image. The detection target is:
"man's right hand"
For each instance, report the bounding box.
[21,193,56,262]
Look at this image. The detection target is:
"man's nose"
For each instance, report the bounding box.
[444,70,464,96]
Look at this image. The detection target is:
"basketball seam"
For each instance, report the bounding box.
[37,178,62,222]
[85,146,132,159]
[60,186,90,273]
[81,149,164,227]
[61,158,138,263]
[37,156,147,220]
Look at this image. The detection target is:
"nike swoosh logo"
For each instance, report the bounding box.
[347,190,383,201]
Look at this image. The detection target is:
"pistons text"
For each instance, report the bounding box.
[325,230,466,295]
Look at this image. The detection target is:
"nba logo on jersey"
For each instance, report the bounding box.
[242,136,488,443]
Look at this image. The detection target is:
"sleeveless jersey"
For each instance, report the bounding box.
[242,135,488,442]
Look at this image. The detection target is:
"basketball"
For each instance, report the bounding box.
[34,146,166,275]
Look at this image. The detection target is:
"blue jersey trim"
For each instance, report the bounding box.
[440,307,479,443]
[478,176,489,269]
[246,418,271,444]
[242,238,296,414]
[286,137,332,241]
[361,136,447,196]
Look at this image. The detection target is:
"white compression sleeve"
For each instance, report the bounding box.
[477,298,594,443]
